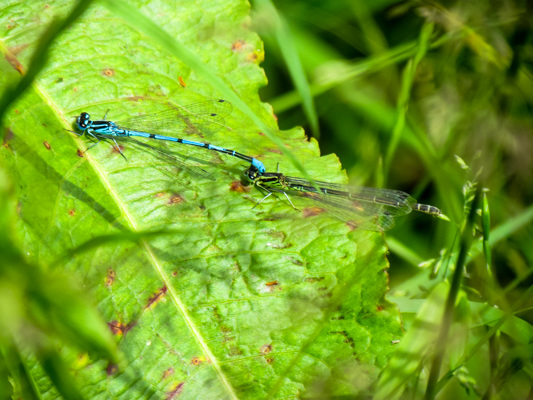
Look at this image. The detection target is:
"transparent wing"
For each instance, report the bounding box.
[265,176,418,231]
[115,99,232,136]
[284,177,415,213]
[294,189,398,231]
[123,138,215,181]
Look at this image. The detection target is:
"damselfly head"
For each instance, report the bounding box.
[244,165,261,182]
[76,112,91,130]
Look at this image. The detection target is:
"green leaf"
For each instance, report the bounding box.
[0,1,401,398]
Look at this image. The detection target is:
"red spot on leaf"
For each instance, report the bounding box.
[106,363,119,375]
[166,382,184,399]
[346,221,359,231]
[260,344,273,354]
[5,53,23,74]
[302,206,325,218]
[168,194,184,205]
[265,146,282,155]
[232,40,245,51]
[162,367,174,380]
[229,181,249,193]
[111,144,124,155]
[3,128,14,147]
[146,286,167,308]
[191,356,203,366]
[108,320,135,336]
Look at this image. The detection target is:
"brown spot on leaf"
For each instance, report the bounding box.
[305,276,324,283]
[178,76,186,87]
[265,146,282,155]
[191,357,203,366]
[168,194,184,205]
[10,43,28,56]
[108,320,135,336]
[102,68,114,77]
[229,180,249,193]
[265,357,274,364]
[105,268,116,286]
[146,286,167,308]
[260,344,272,354]
[166,382,184,399]
[346,221,359,231]
[232,40,245,51]
[302,206,325,218]
[5,53,23,74]
[3,128,14,148]
[246,52,259,62]
[106,363,119,375]
[68,209,75,216]
[43,141,51,150]
[228,346,243,357]
[162,367,175,380]
[111,144,124,155]
[265,281,278,287]
[77,149,84,157]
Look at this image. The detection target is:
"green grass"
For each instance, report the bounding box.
[0,0,532,399]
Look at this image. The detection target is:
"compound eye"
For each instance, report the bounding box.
[77,112,91,129]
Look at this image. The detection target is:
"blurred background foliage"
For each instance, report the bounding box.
[255,0,533,293]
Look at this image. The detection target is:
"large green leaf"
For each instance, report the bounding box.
[0,1,401,398]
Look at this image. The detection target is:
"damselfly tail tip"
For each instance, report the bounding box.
[437,213,450,222]
[412,203,443,217]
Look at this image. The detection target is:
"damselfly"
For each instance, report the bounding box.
[244,165,442,231]
[72,99,265,173]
